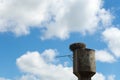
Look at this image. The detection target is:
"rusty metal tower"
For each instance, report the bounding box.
[69,42,96,80]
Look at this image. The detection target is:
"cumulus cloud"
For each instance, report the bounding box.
[102,27,120,58]
[18,74,39,80]
[0,0,113,39]
[95,27,120,63]
[92,73,105,80]
[92,73,116,80]
[107,75,116,80]
[96,50,116,63]
[98,9,113,27]
[0,0,51,35]
[16,49,77,80]
[15,49,116,80]
[41,49,57,62]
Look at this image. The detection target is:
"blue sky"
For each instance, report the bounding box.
[0,0,120,80]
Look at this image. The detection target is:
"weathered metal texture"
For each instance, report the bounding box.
[70,43,86,50]
[78,76,91,80]
[69,42,96,80]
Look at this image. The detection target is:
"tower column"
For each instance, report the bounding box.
[69,43,96,80]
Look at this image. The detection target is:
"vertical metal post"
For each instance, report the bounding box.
[79,76,91,80]
[69,43,96,80]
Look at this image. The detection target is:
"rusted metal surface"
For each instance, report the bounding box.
[79,76,91,80]
[70,43,86,51]
[69,42,96,80]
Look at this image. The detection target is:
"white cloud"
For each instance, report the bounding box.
[107,75,115,80]
[92,73,105,80]
[41,49,57,62]
[16,49,116,80]
[18,74,39,80]
[92,73,116,80]
[18,73,114,80]
[102,27,120,58]
[0,0,113,39]
[0,0,51,35]
[16,49,77,80]
[96,50,116,63]
[0,73,115,80]
[98,9,113,27]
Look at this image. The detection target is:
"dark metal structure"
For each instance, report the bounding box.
[69,43,96,80]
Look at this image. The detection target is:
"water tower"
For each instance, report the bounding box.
[69,42,96,80]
